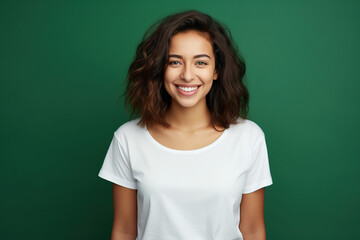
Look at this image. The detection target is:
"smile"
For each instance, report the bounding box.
[175,85,201,96]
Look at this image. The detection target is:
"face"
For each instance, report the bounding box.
[163,30,218,110]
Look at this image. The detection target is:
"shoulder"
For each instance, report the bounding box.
[113,117,143,141]
[229,117,266,142]
[231,117,265,134]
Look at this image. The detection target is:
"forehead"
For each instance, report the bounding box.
[169,30,213,55]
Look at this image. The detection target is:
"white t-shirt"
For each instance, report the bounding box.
[98,117,273,240]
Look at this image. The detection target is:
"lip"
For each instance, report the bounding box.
[175,84,202,87]
[175,84,201,96]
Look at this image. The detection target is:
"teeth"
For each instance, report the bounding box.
[177,86,199,92]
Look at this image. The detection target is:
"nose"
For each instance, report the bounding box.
[180,64,195,82]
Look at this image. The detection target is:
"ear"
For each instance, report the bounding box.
[213,70,218,80]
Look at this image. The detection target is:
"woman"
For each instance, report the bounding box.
[98,10,273,240]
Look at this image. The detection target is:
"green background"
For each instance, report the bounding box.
[1,0,359,239]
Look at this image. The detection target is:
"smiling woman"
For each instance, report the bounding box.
[123,10,249,131]
[98,10,273,240]
[164,30,218,107]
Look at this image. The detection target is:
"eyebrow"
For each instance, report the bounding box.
[168,54,211,59]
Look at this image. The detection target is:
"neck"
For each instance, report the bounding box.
[165,100,212,132]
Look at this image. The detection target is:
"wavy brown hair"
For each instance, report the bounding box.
[122,10,249,131]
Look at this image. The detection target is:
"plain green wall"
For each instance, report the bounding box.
[1,0,359,239]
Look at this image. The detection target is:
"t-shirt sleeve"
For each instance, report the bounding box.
[98,133,137,189]
[242,130,273,194]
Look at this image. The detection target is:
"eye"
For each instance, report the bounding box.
[196,61,208,66]
[169,61,180,65]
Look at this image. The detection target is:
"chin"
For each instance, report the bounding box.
[173,98,205,109]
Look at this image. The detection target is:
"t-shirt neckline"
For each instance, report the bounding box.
[144,124,229,155]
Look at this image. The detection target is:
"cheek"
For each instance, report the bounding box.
[201,70,216,81]
[164,68,178,81]
[163,70,176,93]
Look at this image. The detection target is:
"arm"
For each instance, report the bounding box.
[111,183,138,240]
[239,188,266,240]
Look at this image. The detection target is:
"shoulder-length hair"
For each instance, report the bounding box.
[123,10,249,131]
